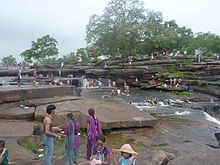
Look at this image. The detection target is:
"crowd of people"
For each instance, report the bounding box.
[0,100,142,165]
[42,105,138,165]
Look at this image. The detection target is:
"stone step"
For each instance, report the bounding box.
[0,86,80,103]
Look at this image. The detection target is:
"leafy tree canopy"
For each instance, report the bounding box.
[1,55,17,66]
[86,0,146,59]
[20,35,59,65]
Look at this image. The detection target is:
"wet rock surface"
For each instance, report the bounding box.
[1,56,220,164]
[34,98,157,129]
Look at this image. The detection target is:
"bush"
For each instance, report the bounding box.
[196,80,208,86]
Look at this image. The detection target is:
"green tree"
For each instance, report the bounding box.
[20,35,59,65]
[137,12,179,55]
[189,32,220,56]
[76,48,91,62]
[86,0,146,59]
[62,52,79,63]
[1,55,17,66]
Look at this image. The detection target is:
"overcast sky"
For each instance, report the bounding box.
[0,0,220,62]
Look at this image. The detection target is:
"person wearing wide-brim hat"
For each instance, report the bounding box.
[112,144,138,165]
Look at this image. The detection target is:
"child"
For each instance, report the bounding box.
[90,135,110,165]
[0,140,8,165]
[112,144,138,165]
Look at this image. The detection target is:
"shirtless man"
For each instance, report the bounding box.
[43,105,62,165]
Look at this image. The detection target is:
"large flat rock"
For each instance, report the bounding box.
[35,98,157,129]
[0,86,80,103]
[0,120,36,137]
[0,102,35,119]
[168,152,220,165]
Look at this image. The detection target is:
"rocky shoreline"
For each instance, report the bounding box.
[1,56,220,164]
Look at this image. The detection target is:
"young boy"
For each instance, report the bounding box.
[0,140,8,165]
[90,135,110,165]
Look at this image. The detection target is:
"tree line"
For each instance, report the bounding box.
[1,0,220,66]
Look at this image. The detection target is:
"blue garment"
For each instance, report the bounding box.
[119,156,136,165]
[44,127,55,165]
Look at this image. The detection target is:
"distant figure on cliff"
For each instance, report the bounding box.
[86,108,103,160]
[17,69,22,87]
[43,105,62,165]
[58,69,62,78]
[33,71,37,86]
[128,57,133,69]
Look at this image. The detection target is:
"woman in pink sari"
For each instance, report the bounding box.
[86,108,102,160]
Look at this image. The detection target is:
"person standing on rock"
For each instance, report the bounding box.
[43,105,62,165]
[64,112,82,165]
[17,69,22,87]
[86,108,102,160]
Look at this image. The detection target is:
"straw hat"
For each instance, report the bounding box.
[114,144,138,155]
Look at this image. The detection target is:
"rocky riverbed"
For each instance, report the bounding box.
[1,55,220,164]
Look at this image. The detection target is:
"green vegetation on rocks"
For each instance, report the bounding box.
[171,91,194,96]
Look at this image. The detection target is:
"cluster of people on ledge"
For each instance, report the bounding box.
[43,105,138,165]
[161,78,182,88]
[111,81,130,96]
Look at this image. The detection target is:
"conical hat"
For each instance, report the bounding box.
[114,144,138,155]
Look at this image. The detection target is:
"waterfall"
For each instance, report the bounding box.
[204,111,220,126]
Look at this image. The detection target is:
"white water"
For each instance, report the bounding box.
[158,101,169,107]
[174,110,191,115]
[204,112,220,126]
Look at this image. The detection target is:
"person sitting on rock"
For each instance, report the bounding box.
[145,96,151,104]
[151,97,158,107]
[123,82,130,94]
[102,92,110,99]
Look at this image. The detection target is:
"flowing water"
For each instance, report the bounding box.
[80,87,220,127]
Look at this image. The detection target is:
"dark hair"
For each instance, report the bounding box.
[96,135,105,143]
[0,140,5,147]
[121,152,132,157]
[67,112,73,119]
[88,108,96,125]
[46,105,56,114]
[88,108,95,116]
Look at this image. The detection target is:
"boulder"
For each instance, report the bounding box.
[168,153,220,165]
[148,150,175,165]
[0,119,36,137]
[1,138,37,165]
[0,102,35,119]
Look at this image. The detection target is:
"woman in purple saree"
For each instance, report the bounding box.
[86,108,103,160]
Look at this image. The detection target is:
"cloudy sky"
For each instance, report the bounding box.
[0,0,219,62]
